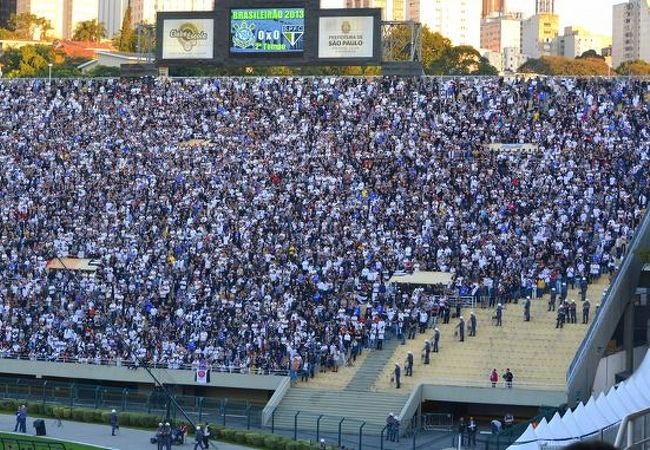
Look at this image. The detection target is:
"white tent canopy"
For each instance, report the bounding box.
[508,349,650,450]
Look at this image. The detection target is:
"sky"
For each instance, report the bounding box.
[506,0,621,36]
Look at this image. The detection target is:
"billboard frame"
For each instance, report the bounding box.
[315,8,381,66]
[155,2,384,68]
[156,11,218,66]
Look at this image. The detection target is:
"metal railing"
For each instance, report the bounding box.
[0,376,264,430]
[0,353,289,376]
[615,407,650,450]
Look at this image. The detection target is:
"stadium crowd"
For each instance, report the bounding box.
[0,76,648,375]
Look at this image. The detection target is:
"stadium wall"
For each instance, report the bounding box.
[0,359,283,392]
[591,345,649,395]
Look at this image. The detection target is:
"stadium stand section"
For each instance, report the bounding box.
[0,75,649,446]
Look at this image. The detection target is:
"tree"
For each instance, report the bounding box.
[421,27,451,70]
[1,13,52,40]
[577,49,604,60]
[617,59,650,76]
[518,55,609,76]
[113,2,135,52]
[73,19,107,42]
[0,44,55,77]
[428,45,498,75]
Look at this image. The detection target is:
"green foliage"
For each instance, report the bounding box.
[0,44,51,78]
[518,55,610,75]
[264,436,284,450]
[0,399,17,412]
[421,27,451,69]
[73,19,107,42]
[85,65,121,78]
[1,13,53,40]
[285,441,300,450]
[246,431,267,447]
[233,430,249,444]
[617,59,650,76]
[428,45,498,75]
[113,5,135,52]
[100,411,113,424]
[577,49,604,60]
[0,432,109,450]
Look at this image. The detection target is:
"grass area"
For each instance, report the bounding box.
[0,431,108,450]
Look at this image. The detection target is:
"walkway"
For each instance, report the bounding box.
[0,413,248,450]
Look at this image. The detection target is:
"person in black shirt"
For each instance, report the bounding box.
[502,369,514,388]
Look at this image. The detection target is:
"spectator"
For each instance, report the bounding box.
[490,369,499,388]
[0,76,646,380]
[503,369,514,388]
[467,417,477,447]
[458,417,466,446]
[203,423,211,448]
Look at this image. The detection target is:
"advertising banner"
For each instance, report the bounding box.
[230,7,305,54]
[318,16,374,59]
[161,18,214,60]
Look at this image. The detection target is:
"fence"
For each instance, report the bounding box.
[0,353,288,376]
[615,407,650,450]
[0,376,264,430]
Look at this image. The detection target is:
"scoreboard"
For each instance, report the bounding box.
[230,8,305,54]
[156,2,382,66]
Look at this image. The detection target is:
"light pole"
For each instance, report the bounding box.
[48,63,53,82]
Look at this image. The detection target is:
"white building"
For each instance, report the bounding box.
[130,0,214,25]
[553,26,612,59]
[99,0,128,38]
[481,49,503,71]
[521,12,559,59]
[503,45,528,72]
[345,0,406,21]
[480,13,522,53]
[17,0,99,39]
[612,0,650,68]
[17,0,65,38]
[321,0,346,7]
[407,0,481,48]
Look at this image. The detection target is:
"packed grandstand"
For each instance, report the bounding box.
[0,76,648,377]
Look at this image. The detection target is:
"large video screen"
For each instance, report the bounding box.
[230,7,305,54]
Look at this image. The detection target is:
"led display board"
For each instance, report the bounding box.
[230,7,305,54]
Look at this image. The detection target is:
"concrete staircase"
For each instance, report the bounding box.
[344,335,403,392]
[271,338,409,433]
[373,279,609,393]
[271,388,409,433]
